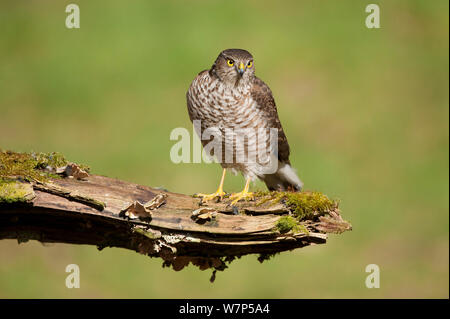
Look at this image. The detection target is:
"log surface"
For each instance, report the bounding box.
[0,174,349,274]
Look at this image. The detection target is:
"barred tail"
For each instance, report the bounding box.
[262,162,303,192]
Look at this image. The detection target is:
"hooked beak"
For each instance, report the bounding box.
[237,62,245,76]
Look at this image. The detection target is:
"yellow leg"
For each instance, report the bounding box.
[229,177,254,205]
[194,168,227,202]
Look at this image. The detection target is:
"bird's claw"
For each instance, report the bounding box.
[229,191,254,205]
[194,190,227,203]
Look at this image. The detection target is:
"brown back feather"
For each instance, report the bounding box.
[250,77,291,164]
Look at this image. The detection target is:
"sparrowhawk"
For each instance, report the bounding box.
[186,49,303,204]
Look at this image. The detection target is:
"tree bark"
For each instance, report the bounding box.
[0,174,351,278]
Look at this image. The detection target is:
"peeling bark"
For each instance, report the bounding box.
[0,174,351,280]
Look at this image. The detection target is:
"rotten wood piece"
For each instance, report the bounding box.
[0,174,351,280]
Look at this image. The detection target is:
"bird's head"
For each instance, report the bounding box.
[211,49,255,86]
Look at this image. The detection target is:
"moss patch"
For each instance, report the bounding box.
[0,178,35,204]
[0,149,90,203]
[33,152,68,170]
[0,150,65,182]
[256,191,341,235]
[275,216,299,233]
[281,192,336,220]
[256,191,338,221]
[0,150,89,183]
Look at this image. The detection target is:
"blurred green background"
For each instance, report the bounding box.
[0,0,448,298]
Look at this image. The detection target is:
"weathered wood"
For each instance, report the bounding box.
[0,174,350,278]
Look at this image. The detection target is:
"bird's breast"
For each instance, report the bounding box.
[190,80,258,127]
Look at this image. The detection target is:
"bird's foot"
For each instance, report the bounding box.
[229,190,254,205]
[194,190,227,203]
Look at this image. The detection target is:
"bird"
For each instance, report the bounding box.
[186,49,303,204]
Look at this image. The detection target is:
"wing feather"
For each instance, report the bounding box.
[250,77,291,164]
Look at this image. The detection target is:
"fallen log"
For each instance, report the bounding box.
[0,150,351,281]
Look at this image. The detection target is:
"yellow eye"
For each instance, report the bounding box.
[227,59,234,67]
[247,61,253,68]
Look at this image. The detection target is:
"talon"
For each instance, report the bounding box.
[230,191,254,205]
[194,168,227,203]
[229,177,254,205]
[195,190,227,202]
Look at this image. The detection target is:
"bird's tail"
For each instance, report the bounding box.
[262,162,303,192]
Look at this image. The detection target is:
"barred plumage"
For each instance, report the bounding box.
[187,49,302,200]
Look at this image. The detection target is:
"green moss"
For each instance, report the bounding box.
[258,191,339,235]
[253,191,274,206]
[281,192,336,220]
[0,150,89,183]
[0,150,44,182]
[32,152,68,170]
[0,178,35,204]
[275,215,299,233]
[256,191,337,221]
